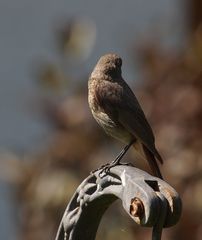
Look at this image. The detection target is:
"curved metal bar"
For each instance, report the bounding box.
[55,166,182,240]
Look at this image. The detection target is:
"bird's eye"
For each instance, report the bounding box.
[116,58,122,67]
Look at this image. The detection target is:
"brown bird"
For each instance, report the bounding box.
[88,53,163,179]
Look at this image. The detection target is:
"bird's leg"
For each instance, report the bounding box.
[94,139,135,176]
[111,140,135,165]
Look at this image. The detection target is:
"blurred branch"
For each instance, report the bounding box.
[189,0,202,32]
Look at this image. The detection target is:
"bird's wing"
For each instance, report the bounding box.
[118,106,163,163]
[117,81,163,164]
[95,79,163,164]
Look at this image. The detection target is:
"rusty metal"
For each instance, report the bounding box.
[130,197,144,218]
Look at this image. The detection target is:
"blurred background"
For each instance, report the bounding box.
[0,0,202,239]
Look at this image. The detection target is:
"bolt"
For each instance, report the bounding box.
[130,197,144,219]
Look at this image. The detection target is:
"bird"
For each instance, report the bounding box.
[88,53,163,179]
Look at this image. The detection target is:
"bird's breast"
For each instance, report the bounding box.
[88,79,99,111]
[91,109,132,143]
[88,78,132,143]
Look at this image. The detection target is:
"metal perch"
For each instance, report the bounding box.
[55,165,182,240]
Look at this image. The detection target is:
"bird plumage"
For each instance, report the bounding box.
[88,53,163,179]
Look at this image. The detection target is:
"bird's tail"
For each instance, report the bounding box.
[132,141,163,179]
[143,145,163,179]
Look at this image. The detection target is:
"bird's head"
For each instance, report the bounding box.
[91,53,122,80]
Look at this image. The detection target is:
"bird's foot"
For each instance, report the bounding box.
[91,163,110,174]
[92,161,134,178]
[91,140,135,177]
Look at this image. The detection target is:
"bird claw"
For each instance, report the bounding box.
[90,163,110,174]
[91,162,134,178]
